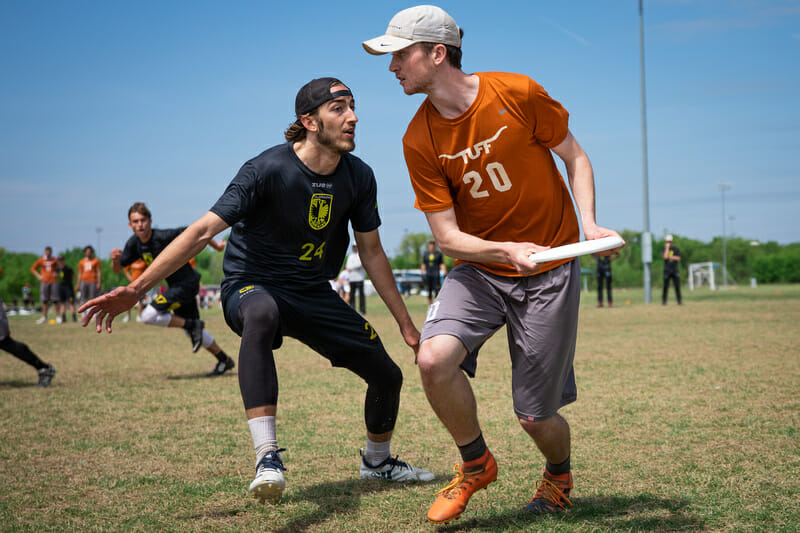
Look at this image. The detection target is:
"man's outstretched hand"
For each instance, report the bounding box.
[79,286,140,333]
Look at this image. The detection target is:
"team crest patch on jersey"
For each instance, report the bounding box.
[308,193,333,230]
[142,253,154,265]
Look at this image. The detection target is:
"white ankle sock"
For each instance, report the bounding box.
[364,437,391,466]
[248,416,277,465]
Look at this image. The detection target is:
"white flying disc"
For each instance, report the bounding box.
[529,236,624,263]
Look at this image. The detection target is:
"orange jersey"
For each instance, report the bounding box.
[403,72,580,277]
[78,257,102,283]
[124,259,147,281]
[31,256,59,284]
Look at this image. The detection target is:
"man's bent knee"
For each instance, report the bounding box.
[140,305,172,327]
[417,336,467,382]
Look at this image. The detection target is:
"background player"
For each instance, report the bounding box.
[30,246,58,324]
[56,256,78,322]
[77,245,102,309]
[1,294,56,386]
[80,78,433,504]
[111,202,234,376]
[662,234,682,305]
[593,249,620,307]
[420,239,446,305]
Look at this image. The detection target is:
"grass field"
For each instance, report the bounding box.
[1,285,798,532]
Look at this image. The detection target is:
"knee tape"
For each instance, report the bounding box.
[140,305,172,327]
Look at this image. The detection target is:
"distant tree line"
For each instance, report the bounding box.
[389,230,800,288]
[577,230,800,288]
[3,230,798,302]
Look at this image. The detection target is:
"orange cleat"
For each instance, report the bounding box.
[426,449,498,524]
[524,470,572,514]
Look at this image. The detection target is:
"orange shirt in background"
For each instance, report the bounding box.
[31,256,59,284]
[124,259,148,282]
[78,257,102,284]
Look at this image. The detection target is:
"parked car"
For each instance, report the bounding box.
[392,269,423,296]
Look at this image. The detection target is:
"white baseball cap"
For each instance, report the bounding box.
[363,5,461,55]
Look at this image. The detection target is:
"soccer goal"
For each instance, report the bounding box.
[689,262,716,291]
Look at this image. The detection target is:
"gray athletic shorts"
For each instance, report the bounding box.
[80,281,98,303]
[40,283,57,303]
[421,260,580,421]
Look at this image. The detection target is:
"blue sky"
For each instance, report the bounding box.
[1,0,798,259]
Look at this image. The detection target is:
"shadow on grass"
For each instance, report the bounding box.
[165,372,238,381]
[268,476,447,533]
[0,379,39,389]
[436,494,701,532]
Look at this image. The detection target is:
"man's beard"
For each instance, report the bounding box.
[317,118,355,154]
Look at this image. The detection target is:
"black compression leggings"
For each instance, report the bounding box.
[236,292,402,434]
[0,336,47,369]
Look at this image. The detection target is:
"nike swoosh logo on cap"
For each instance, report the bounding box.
[499,107,510,114]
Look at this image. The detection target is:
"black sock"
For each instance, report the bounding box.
[215,350,228,363]
[458,433,487,464]
[546,456,571,476]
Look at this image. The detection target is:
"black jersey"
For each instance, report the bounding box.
[664,245,681,276]
[211,142,381,289]
[57,265,74,287]
[120,228,199,287]
[422,251,443,278]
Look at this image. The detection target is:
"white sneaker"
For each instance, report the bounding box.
[56,316,63,324]
[359,449,435,482]
[36,316,47,324]
[249,449,286,504]
[123,315,130,323]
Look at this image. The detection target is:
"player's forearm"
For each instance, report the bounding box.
[433,223,513,264]
[130,212,228,298]
[566,158,598,235]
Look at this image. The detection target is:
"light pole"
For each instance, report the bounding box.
[717,183,731,286]
[96,227,103,259]
[639,0,653,303]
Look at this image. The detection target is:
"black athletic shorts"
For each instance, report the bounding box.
[221,281,388,367]
[58,284,75,303]
[150,281,200,320]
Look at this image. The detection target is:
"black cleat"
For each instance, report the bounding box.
[187,319,205,353]
[206,356,235,377]
[37,365,56,387]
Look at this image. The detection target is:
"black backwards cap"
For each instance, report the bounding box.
[295,77,353,117]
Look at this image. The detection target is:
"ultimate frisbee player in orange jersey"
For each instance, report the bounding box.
[76,246,102,307]
[30,246,59,324]
[365,5,623,523]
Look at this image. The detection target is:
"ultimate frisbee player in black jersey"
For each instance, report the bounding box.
[81,78,433,504]
[111,202,234,376]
